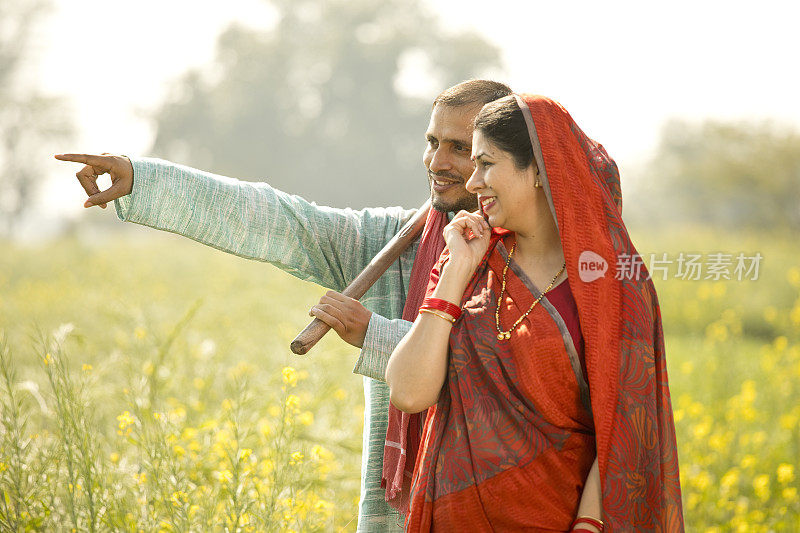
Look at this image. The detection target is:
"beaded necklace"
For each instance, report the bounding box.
[495,243,566,340]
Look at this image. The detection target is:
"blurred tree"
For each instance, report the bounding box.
[150,0,503,209]
[637,119,800,231]
[0,0,73,236]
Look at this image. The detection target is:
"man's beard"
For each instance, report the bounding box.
[428,172,478,213]
[431,192,479,214]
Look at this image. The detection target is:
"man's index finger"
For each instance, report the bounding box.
[55,153,111,169]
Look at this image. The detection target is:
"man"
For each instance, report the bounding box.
[56,79,512,531]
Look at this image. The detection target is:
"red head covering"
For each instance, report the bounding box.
[513,93,683,529]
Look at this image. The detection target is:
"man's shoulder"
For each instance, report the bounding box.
[306,202,417,225]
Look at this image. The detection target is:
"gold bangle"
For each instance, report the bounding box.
[419,308,456,324]
[571,516,604,532]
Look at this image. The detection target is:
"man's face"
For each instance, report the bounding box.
[423,104,482,213]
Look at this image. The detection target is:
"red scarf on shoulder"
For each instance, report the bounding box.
[381,207,448,515]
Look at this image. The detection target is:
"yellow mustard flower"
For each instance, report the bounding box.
[117,411,137,436]
[774,336,788,352]
[238,448,253,462]
[257,417,271,438]
[298,411,314,426]
[790,303,800,326]
[282,366,299,387]
[720,469,739,492]
[286,394,300,411]
[693,470,711,491]
[753,474,770,501]
[214,469,233,484]
[740,455,757,469]
[777,463,795,484]
[170,490,188,507]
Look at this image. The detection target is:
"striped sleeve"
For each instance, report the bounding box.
[114,157,414,291]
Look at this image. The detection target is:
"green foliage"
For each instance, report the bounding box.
[0,337,50,531]
[150,0,503,209]
[638,119,800,231]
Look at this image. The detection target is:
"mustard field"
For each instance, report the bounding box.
[1,228,798,531]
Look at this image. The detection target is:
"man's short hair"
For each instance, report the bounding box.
[432,79,513,109]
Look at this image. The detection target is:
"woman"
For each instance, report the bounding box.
[385,94,683,531]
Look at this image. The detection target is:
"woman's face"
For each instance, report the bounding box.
[467,129,540,232]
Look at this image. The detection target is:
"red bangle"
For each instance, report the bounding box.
[420,297,461,320]
[572,529,596,533]
[571,516,604,532]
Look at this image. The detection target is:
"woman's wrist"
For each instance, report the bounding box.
[432,268,471,305]
[439,258,474,286]
[421,297,462,320]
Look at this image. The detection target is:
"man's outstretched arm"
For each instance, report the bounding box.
[55,153,414,292]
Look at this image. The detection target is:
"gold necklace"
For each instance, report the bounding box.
[495,243,566,341]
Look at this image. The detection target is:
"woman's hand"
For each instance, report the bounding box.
[442,210,491,278]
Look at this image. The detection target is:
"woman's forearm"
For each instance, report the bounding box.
[385,261,472,413]
[574,455,602,531]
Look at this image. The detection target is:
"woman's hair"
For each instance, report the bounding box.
[473,95,534,170]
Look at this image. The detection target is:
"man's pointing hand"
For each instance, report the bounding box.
[54,153,134,209]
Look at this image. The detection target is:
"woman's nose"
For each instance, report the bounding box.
[466,169,481,193]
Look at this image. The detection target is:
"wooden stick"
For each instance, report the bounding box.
[290,199,432,355]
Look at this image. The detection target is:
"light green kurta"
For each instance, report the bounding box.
[114,157,415,531]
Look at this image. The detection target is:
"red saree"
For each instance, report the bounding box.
[405,95,683,531]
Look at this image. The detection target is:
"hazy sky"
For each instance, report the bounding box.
[29,0,800,228]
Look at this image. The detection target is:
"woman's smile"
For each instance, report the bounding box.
[479,194,497,214]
